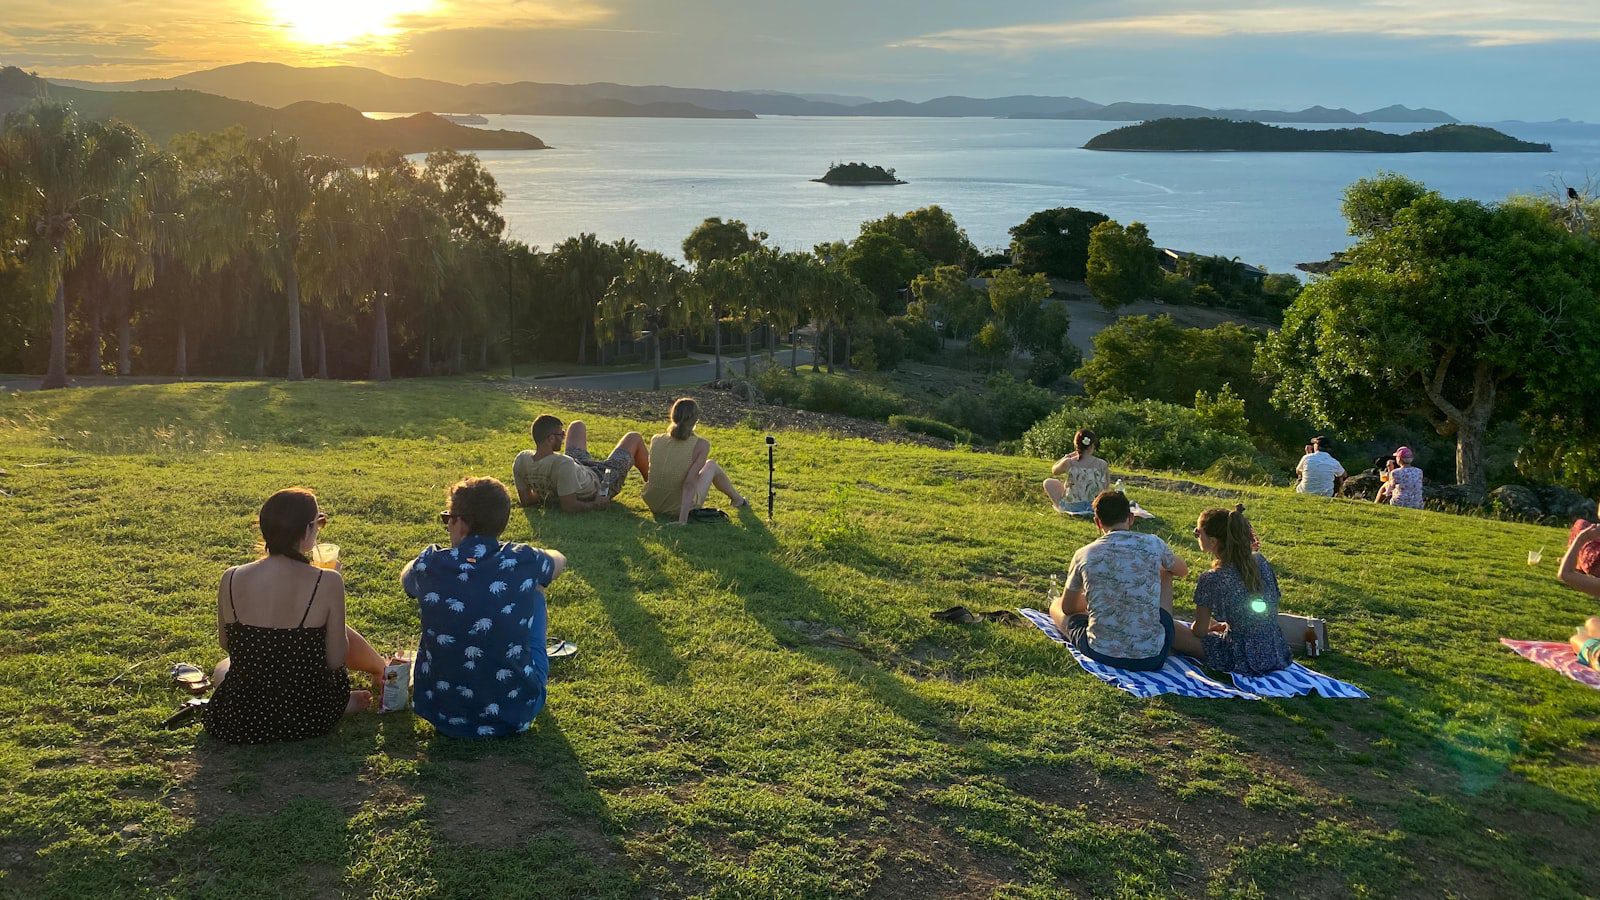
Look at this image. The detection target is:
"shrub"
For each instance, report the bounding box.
[891,315,941,362]
[1021,398,1257,473]
[754,368,903,421]
[888,415,974,444]
[968,321,1012,370]
[1027,352,1066,388]
[1204,455,1284,486]
[938,373,1060,441]
[849,315,907,372]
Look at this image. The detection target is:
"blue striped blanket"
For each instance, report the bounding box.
[1020,608,1368,700]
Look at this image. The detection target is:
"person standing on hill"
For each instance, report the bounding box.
[512,414,649,513]
[642,398,749,525]
[402,477,566,738]
[1043,429,1111,515]
[1294,437,1346,497]
[1376,446,1424,509]
[1049,490,1197,670]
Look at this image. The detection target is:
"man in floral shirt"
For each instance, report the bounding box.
[402,477,565,738]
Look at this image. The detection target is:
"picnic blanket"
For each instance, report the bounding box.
[1060,501,1155,520]
[1499,638,1600,690]
[1019,608,1258,699]
[1021,608,1368,699]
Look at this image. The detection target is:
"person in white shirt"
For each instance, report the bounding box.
[1294,437,1346,497]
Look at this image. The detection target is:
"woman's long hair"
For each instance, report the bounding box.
[1073,428,1097,456]
[259,488,317,564]
[669,397,699,441]
[1198,504,1261,594]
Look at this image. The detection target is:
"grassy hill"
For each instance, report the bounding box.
[0,67,546,162]
[0,381,1595,898]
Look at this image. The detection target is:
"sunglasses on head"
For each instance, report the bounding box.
[311,512,329,527]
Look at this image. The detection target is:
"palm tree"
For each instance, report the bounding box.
[596,250,690,391]
[811,268,871,374]
[687,258,746,381]
[234,135,340,381]
[549,234,626,365]
[0,103,148,389]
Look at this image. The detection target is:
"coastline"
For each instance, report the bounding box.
[811,178,909,185]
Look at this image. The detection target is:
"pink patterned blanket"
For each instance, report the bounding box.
[1499,638,1600,689]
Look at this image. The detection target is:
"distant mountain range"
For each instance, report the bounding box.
[44,62,1461,123]
[1015,102,1458,124]
[0,67,546,161]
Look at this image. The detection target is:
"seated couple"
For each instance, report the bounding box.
[1049,490,1292,676]
[1043,429,1110,515]
[1558,518,1600,672]
[512,398,747,524]
[203,477,565,745]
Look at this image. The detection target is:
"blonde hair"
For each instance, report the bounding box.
[669,397,698,441]
[1198,504,1262,595]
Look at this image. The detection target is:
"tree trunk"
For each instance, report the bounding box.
[175,320,188,378]
[479,334,489,370]
[284,263,304,381]
[844,328,854,372]
[790,327,798,371]
[315,306,329,379]
[87,286,103,376]
[744,317,753,377]
[254,331,266,377]
[652,331,662,391]
[713,309,723,382]
[423,336,434,376]
[812,326,822,373]
[452,333,464,374]
[118,314,132,376]
[370,295,391,381]
[578,316,589,365]
[827,331,836,374]
[1455,421,1486,499]
[42,279,68,389]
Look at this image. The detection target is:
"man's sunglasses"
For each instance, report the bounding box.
[439,511,461,525]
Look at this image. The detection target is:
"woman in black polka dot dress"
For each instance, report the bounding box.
[203,488,385,744]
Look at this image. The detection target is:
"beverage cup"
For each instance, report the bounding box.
[1527,549,1543,565]
[311,543,341,570]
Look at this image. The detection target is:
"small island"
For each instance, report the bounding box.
[814,162,907,185]
[1083,118,1553,153]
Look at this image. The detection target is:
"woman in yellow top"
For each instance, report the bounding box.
[642,398,749,524]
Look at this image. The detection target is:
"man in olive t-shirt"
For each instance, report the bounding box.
[512,414,649,513]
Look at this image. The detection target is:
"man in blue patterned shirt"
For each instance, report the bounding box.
[401,477,566,738]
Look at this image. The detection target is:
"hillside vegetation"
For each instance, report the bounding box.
[0,68,545,162]
[0,381,1595,898]
[1084,119,1551,153]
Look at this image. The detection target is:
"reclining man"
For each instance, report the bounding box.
[513,415,650,513]
[1049,489,1202,670]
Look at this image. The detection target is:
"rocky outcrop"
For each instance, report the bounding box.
[1339,472,1383,501]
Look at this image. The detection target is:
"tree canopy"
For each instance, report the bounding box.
[1085,220,1160,309]
[1258,174,1600,495]
[1007,207,1109,280]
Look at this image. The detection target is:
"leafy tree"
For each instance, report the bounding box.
[0,103,149,388]
[842,231,927,314]
[1258,174,1600,496]
[1033,303,1071,356]
[968,321,1012,371]
[986,268,1053,351]
[549,233,625,365]
[1085,220,1160,309]
[909,265,985,341]
[682,217,765,380]
[1008,207,1110,280]
[860,205,976,270]
[420,149,506,242]
[597,250,691,390]
[233,135,340,381]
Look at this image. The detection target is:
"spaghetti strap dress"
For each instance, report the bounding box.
[203,569,352,744]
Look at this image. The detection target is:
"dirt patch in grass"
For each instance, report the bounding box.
[421,756,617,858]
[866,802,1021,899]
[163,751,363,826]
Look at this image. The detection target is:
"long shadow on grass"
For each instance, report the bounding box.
[521,507,687,685]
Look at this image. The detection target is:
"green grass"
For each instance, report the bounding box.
[1,380,1596,898]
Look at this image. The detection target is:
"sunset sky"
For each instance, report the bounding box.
[3,1,1595,119]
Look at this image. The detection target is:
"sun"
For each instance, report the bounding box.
[267,0,435,46]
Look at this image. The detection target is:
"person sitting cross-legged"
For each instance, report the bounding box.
[643,397,749,525]
[1295,436,1346,497]
[402,477,567,738]
[1042,428,1110,515]
[1050,490,1199,671]
[512,415,649,513]
[1188,505,1293,675]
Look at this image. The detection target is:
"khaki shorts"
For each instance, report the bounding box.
[570,445,634,497]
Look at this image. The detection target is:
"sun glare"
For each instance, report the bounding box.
[268,0,435,46]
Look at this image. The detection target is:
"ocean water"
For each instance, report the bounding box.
[422,115,1600,275]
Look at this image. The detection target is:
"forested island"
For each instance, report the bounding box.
[1084,118,1552,153]
[814,162,906,185]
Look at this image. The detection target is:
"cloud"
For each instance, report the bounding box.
[893,1,1600,53]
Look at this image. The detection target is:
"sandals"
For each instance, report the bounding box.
[162,697,208,729]
[930,606,1026,627]
[170,663,211,694]
[546,639,579,660]
[689,507,730,523]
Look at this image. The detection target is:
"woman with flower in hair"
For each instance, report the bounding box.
[1043,428,1110,515]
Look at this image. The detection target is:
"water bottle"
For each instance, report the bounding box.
[1048,574,1060,603]
[1114,478,1125,494]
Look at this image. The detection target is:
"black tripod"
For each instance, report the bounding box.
[766,435,776,523]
